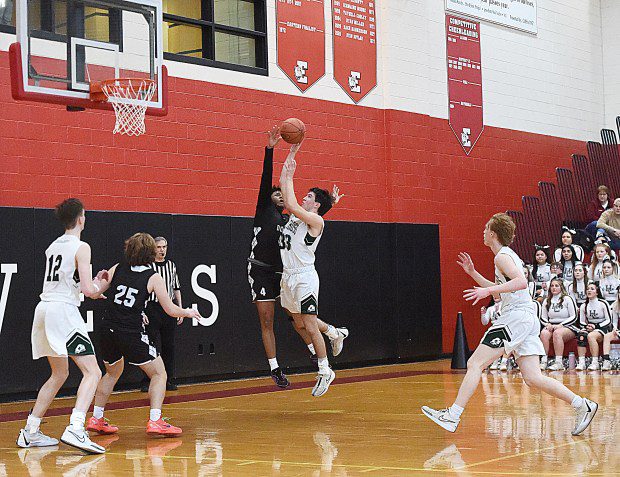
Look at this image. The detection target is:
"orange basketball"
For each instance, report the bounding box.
[280,118,306,144]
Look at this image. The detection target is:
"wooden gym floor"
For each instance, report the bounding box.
[0,360,619,476]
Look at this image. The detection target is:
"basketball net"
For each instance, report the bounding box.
[100,79,156,136]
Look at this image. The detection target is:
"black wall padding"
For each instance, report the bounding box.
[0,206,442,399]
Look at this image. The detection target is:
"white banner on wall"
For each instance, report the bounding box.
[446,0,537,34]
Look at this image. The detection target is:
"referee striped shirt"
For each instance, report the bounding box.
[148,260,180,302]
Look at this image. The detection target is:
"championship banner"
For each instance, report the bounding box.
[332,0,377,103]
[446,14,483,156]
[446,0,537,35]
[277,0,325,92]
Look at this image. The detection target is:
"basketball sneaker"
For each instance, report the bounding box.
[499,358,508,371]
[489,358,500,370]
[16,428,59,448]
[572,398,598,436]
[312,369,336,397]
[60,426,105,454]
[587,360,600,371]
[330,328,349,357]
[601,359,612,371]
[540,357,548,370]
[421,406,460,433]
[146,418,182,437]
[548,360,564,371]
[576,359,586,371]
[270,367,290,388]
[86,417,119,435]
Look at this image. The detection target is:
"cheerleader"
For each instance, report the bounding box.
[540,278,579,371]
[598,259,620,305]
[559,245,578,284]
[588,243,613,281]
[575,283,613,370]
[532,247,552,292]
[601,298,619,371]
[567,263,588,308]
[553,227,585,262]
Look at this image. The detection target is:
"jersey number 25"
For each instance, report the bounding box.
[114,285,139,307]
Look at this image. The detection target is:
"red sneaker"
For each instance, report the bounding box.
[146,418,182,437]
[86,416,119,434]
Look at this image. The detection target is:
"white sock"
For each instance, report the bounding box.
[268,358,279,371]
[70,409,86,431]
[578,357,586,363]
[26,415,41,434]
[448,404,464,419]
[317,357,330,373]
[307,343,316,355]
[571,395,584,410]
[93,406,104,420]
[324,325,339,340]
[150,409,162,422]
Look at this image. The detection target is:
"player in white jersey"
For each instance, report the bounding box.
[279,144,345,397]
[17,199,108,454]
[422,213,598,436]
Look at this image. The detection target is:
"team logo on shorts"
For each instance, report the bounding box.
[301,295,318,315]
[482,327,510,349]
[66,332,94,356]
[489,338,502,347]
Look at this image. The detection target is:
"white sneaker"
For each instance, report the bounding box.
[576,360,586,371]
[499,359,508,371]
[421,406,460,433]
[548,361,564,371]
[587,360,600,371]
[312,369,335,397]
[60,426,105,454]
[601,360,612,371]
[572,398,598,436]
[489,359,500,370]
[540,358,548,370]
[329,328,349,357]
[16,429,59,448]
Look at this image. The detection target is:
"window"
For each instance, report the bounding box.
[0,0,120,45]
[163,0,267,75]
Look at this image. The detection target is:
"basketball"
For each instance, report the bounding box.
[280,118,306,144]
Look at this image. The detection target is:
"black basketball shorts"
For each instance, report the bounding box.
[100,326,159,366]
[248,264,281,302]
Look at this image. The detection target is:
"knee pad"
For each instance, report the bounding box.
[577,332,588,347]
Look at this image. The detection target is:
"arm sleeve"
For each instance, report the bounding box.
[559,296,577,326]
[600,300,612,328]
[255,147,274,213]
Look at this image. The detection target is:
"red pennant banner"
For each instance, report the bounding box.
[332,0,377,103]
[277,0,326,92]
[446,14,484,155]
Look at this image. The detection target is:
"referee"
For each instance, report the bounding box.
[141,236,182,392]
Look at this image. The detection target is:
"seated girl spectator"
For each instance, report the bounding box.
[540,278,579,371]
[567,262,588,308]
[532,246,551,298]
[588,243,613,281]
[559,245,578,283]
[601,298,619,371]
[575,282,613,371]
[585,185,612,238]
[553,227,585,262]
[598,259,620,305]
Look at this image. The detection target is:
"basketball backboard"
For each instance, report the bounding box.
[9,0,167,115]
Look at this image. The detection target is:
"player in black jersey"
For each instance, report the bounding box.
[87,233,201,437]
[248,126,347,388]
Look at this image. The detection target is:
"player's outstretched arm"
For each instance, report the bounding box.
[76,243,107,298]
[89,264,118,299]
[279,144,323,232]
[463,254,527,305]
[149,273,201,320]
[457,252,495,288]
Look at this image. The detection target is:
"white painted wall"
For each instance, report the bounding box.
[0,0,612,141]
[601,0,620,131]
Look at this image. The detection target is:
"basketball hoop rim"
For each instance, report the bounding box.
[90,77,157,106]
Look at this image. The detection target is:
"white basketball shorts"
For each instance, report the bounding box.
[480,305,545,359]
[280,267,319,315]
[32,301,94,359]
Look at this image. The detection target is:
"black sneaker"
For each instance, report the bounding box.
[270,367,290,388]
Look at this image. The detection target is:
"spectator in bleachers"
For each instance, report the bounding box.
[567,262,588,308]
[598,259,620,305]
[532,246,551,299]
[539,278,579,371]
[559,245,578,283]
[575,282,612,371]
[601,297,619,371]
[585,185,612,237]
[595,198,620,250]
[553,227,584,262]
[588,243,613,281]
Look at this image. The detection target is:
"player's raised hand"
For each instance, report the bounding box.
[331,184,345,204]
[463,286,490,305]
[283,156,297,179]
[457,252,475,275]
[267,125,281,148]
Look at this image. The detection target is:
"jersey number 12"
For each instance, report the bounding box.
[46,255,63,282]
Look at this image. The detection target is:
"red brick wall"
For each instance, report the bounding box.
[0,51,586,352]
